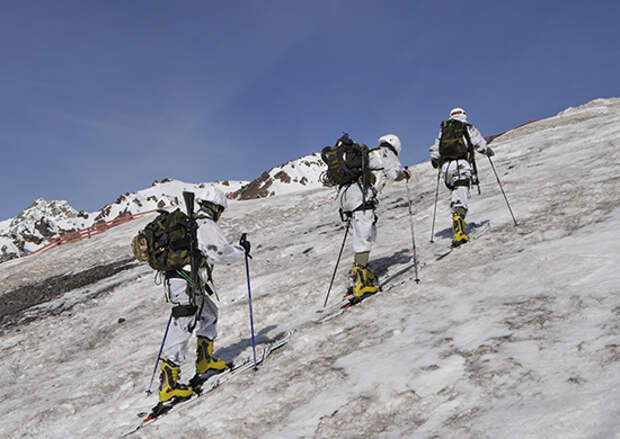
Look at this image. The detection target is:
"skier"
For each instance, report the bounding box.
[336,134,411,298]
[157,186,249,403]
[429,107,494,246]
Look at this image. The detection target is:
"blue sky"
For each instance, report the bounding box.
[1,0,619,221]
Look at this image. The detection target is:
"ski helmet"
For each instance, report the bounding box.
[378,134,402,156]
[449,107,467,120]
[195,186,228,211]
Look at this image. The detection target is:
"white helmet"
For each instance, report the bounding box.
[449,107,467,120]
[195,185,228,211]
[378,134,401,155]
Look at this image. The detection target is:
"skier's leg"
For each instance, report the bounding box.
[161,278,193,365]
[448,160,471,246]
[159,278,194,401]
[351,209,378,297]
[193,294,227,378]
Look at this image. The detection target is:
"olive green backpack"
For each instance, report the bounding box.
[131,209,195,271]
[321,133,372,187]
[439,119,473,160]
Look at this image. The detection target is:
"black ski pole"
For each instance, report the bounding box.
[487,156,518,226]
[430,168,441,243]
[321,218,351,308]
[404,169,420,284]
[146,310,173,395]
[240,233,258,370]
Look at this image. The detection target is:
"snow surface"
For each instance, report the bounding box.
[1,98,619,438]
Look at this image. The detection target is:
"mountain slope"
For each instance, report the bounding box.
[0,98,619,439]
[229,152,326,200]
[0,179,247,262]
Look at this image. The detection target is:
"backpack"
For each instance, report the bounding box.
[131,209,196,271]
[321,134,371,187]
[439,119,472,160]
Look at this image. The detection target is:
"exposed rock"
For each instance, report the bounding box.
[230,172,273,200]
[274,171,291,183]
[0,257,138,329]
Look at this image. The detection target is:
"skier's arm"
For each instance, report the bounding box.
[468,125,492,155]
[429,129,441,167]
[197,220,245,265]
[379,148,409,181]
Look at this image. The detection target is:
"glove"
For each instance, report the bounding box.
[239,233,252,258]
[485,147,495,157]
[431,158,439,169]
[403,167,412,180]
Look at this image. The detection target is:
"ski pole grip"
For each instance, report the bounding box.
[240,233,252,259]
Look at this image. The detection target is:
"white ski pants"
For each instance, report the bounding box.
[338,184,376,253]
[441,159,472,214]
[162,277,219,366]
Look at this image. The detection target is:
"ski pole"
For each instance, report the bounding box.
[404,170,420,284]
[487,156,518,226]
[322,218,351,308]
[240,233,258,370]
[146,310,173,395]
[430,168,441,243]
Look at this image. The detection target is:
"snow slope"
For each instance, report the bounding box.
[0,98,619,439]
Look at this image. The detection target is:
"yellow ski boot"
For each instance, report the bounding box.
[158,358,193,403]
[190,337,227,387]
[451,209,469,247]
[351,263,379,298]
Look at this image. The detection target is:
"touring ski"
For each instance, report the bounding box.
[314,262,418,324]
[121,330,293,437]
[433,222,490,261]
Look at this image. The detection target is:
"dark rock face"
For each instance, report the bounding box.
[274,171,291,183]
[0,246,18,263]
[230,172,273,200]
[0,257,138,330]
[34,219,57,240]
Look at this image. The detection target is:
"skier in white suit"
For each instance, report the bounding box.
[158,186,249,403]
[429,107,494,246]
[336,134,411,298]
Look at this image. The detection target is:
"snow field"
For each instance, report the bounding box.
[0,98,619,438]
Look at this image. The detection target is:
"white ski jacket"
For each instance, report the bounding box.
[429,115,489,161]
[196,217,245,265]
[369,146,406,194]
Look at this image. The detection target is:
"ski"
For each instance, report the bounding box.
[121,329,293,437]
[314,262,418,324]
[433,222,490,261]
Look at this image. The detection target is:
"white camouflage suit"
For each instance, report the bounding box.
[428,114,490,214]
[338,146,406,253]
[162,217,245,365]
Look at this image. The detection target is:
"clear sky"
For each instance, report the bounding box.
[1,0,619,221]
